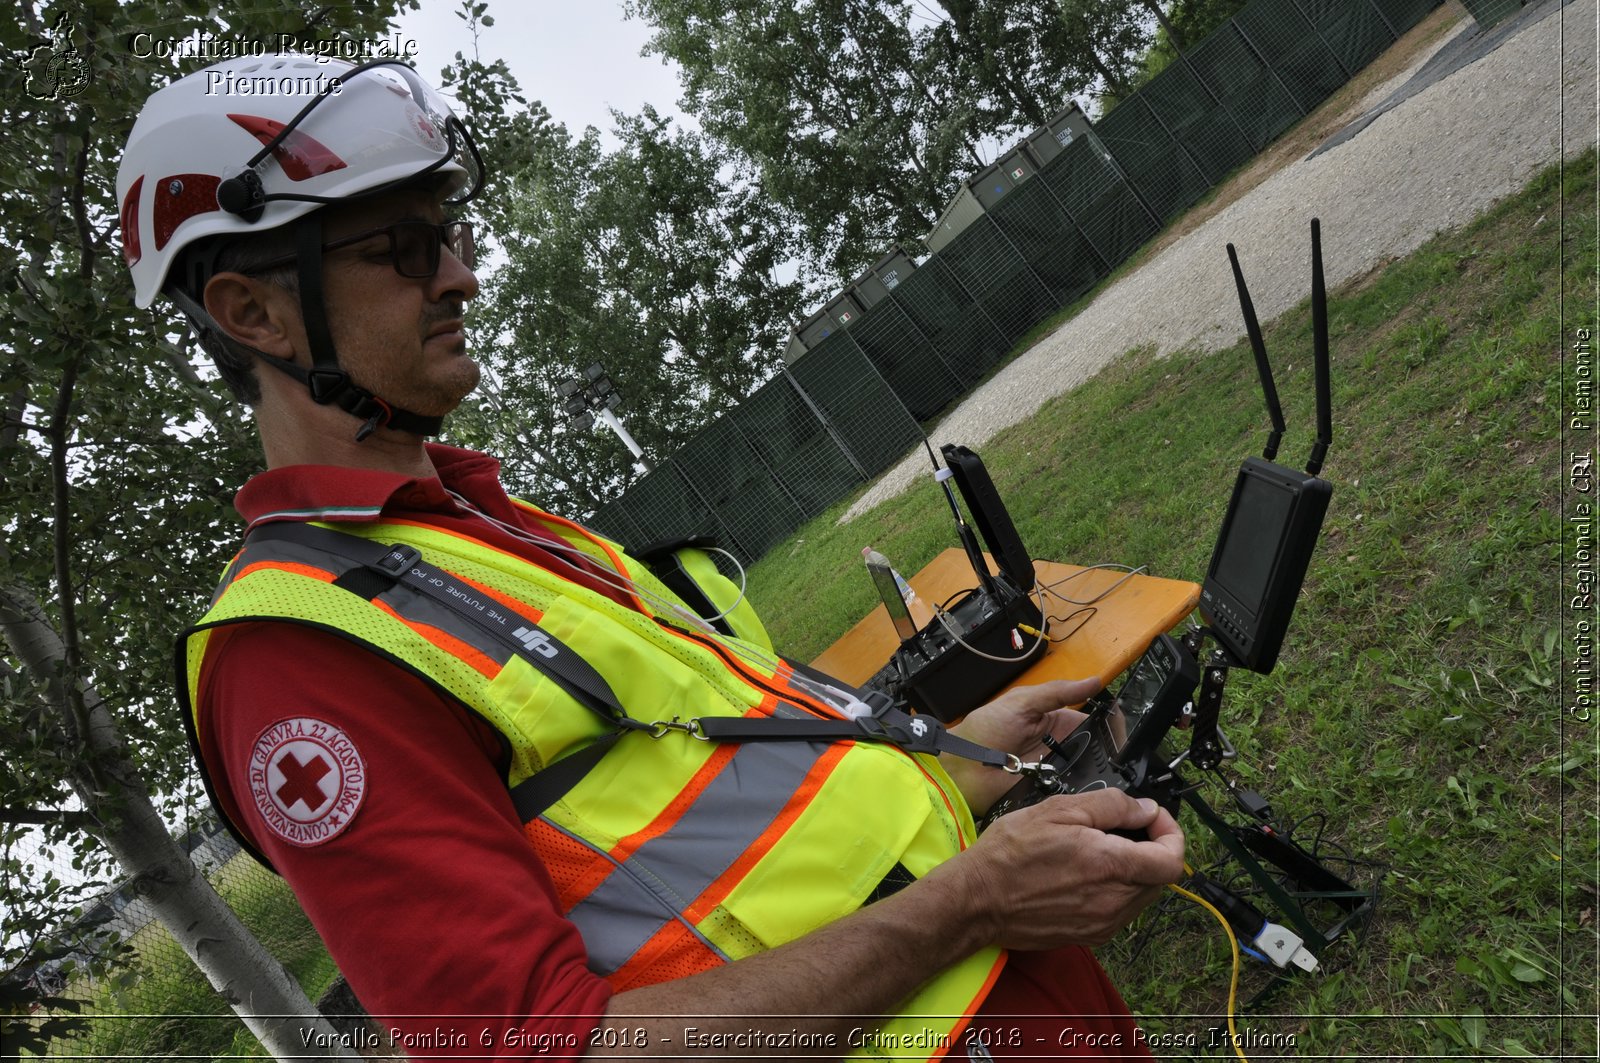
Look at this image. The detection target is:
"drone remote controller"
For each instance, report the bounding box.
[979,634,1199,831]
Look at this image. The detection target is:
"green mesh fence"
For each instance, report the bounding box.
[1298,0,1400,75]
[597,458,726,555]
[595,0,1444,566]
[672,414,813,562]
[1186,20,1306,151]
[1140,58,1260,185]
[787,330,925,475]
[1458,0,1528,27]
[1039,135,1162,267]
[1233,0,1353,113]
[1374,0,1448,33]
[936,214,1063,341]
[736,373,869,514]
[842,295,970,420]
[985,176,1107,308]
[588,494,650,550]
[1094,95,1214,221]
[886,260,1008,390]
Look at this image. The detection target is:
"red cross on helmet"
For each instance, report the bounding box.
[117,53,484,308]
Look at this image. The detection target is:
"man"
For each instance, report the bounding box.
[119,53,1185,1058]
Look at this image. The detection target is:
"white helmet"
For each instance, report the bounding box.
[118,53,483,308]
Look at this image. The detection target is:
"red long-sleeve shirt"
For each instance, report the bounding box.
[194,444,1150,1059]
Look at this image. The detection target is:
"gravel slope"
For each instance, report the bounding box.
[843,0,1597,522]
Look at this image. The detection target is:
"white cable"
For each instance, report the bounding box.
[1040,562,1146,606]
[440,490,860,711]
[696,544,751,624]
[925,584,1051,665]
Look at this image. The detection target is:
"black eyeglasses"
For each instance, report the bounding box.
[246,220,475,279]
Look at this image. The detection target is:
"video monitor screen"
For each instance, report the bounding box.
[867,560,919,643]
[1101,641,1172,762]
[1209,473,1295,619]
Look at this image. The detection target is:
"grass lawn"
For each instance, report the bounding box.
[29,126,1591,1063]
[748,148,1597,1058]
[40,853,340,1059]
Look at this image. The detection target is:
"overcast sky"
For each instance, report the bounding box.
[394,0,689,146]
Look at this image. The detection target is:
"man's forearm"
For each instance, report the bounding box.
[592,790,1183,1057]
[595,853,994,1055]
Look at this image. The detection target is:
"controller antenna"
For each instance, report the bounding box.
[1227,242,1286,461]
[1306,219,1333,476]
[925,439,996,597]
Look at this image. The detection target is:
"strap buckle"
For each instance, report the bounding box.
[644,717,709,741]
[859,688,900,719]
[307,367,350,404]
[373,544,420,576]
[1005,755,1061,790]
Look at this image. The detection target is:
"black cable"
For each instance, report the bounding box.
[1042,606,1097,642]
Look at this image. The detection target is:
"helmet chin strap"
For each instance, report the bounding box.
[271,214,445,443]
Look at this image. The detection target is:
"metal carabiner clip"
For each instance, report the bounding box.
[646,717,708,741]
[1005,755,1062,790]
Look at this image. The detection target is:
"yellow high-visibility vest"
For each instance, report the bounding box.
[181,507,1004,1058]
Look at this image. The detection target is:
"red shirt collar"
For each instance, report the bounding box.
[232,444,642,611]
[235,443,508,529]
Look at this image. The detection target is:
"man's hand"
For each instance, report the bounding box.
[933,788,1186,950]
[601,789,1184,1051]
[944,678,1102,815]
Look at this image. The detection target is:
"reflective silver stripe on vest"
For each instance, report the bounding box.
[562,738,832,975]
[223,537,518,670]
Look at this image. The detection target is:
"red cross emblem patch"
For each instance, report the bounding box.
[249,717,366,847]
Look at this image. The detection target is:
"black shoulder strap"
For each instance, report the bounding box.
[245,521,1014,821]
[249,521,637,728]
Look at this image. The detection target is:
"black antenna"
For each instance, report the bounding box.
[1306,218,1333,476]
[925,439,997,597]
[1227,242,1286,461]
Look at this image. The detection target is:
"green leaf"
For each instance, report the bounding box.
[1508,962,1544,983]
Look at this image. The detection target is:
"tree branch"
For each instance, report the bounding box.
[0,807,94,828]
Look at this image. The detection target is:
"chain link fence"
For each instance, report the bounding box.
[591,0,1449,565]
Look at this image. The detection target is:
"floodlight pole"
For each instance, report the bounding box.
[558,363,653,476]
[595,405,652,474]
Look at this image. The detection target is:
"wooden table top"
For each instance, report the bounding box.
[810,549,1201,691]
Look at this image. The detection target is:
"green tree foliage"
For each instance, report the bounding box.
[928,0,1087,132]
[1161,0,1252,44]
[1053,0,1153,103]
[625,0,1159,279]
[1110,0,1252,106]
[623,0,984,278]
[446,48,809,518]
[1,0,408,1047]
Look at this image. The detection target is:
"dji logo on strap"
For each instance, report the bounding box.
[910,718,929,739]
[511,626,558,658]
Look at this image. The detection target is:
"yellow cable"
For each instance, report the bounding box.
[1167,882,1250,1063]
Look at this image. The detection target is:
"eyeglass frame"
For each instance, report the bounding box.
[241,219,475,280]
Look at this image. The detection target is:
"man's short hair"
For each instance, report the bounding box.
[177,226,301,405]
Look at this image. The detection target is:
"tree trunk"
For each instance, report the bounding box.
[1139,0,1185,49]
[1084,45,1131,100]
[0,584,359,1061]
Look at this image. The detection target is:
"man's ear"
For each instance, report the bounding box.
[203,273,300,362]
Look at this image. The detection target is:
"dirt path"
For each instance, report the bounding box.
[844,0,1596,521]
